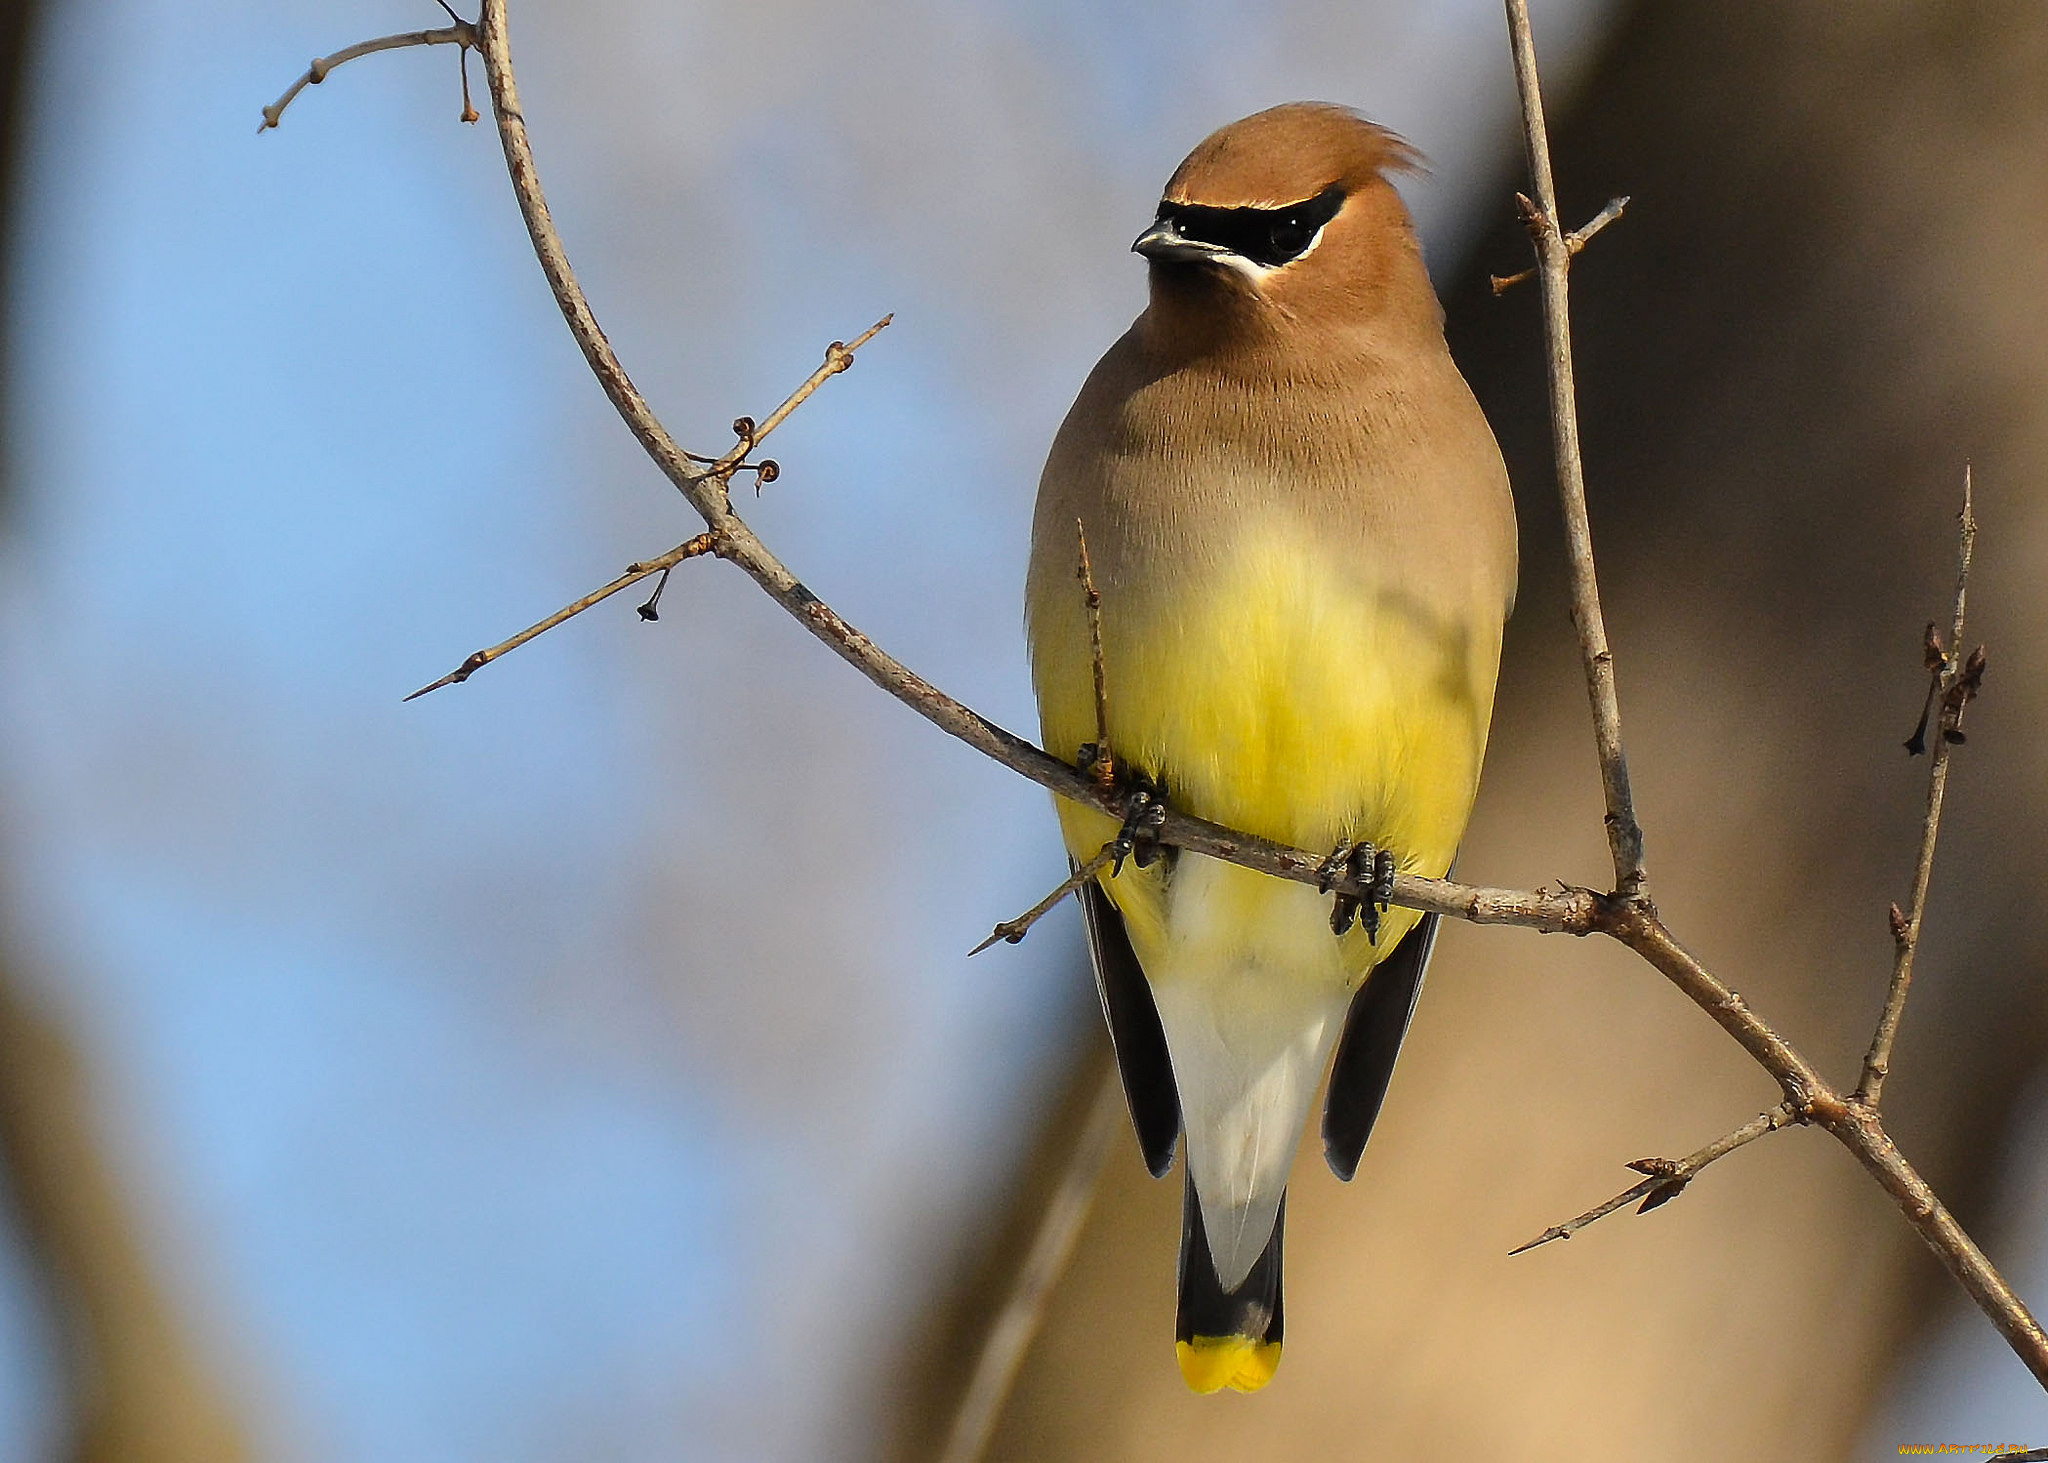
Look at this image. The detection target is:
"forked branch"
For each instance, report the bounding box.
[258,23,477,133]
[1490,194,1628,294]
[1512,1103,1798,1254]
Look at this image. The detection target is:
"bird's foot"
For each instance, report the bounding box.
[1318,842,1397,943]
[1093,759,1169,876]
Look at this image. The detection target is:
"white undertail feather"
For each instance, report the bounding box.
[1145,857,1356,1291]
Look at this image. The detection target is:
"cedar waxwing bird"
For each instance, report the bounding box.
[1025,103,1516,1394]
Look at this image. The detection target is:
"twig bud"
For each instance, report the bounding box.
[1921,621,1946,672]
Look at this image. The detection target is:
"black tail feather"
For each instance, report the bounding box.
[1323,911,1439,1181]
[1174,1166,1284,1392]
[1080,878,1181,1177]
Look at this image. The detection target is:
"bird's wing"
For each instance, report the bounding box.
[1321,911,1440,1181]
[1080,875,1182,1177]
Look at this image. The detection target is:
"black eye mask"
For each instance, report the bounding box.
[1154,183,1347,269]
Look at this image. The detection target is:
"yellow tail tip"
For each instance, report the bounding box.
[1176,1336,1281,1394]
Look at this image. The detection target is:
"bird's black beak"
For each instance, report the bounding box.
[1132,218,1234,265]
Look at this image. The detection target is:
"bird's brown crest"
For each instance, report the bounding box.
[1162,103,1422,211]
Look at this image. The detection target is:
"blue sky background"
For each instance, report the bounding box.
[0,1,2037,1458]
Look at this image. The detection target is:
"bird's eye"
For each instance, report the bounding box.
[1268,216,1311,260]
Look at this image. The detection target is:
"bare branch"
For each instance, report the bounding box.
[1490,194,1629,294]
[404,533,714,700]
[969,846,1115,956]
[258,24,477,134]
[1511,1103,1797,1255]
[1504,1,2046,1387]
[937,1060,1124,1463]
[1505,1,1646,897]
[1857,466,1982,1104]
[1613,911,2048,1382]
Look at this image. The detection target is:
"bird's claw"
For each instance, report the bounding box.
[1106,768,1170,876]
[1321,842,1397,943]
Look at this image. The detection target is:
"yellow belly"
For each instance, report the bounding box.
[1037,525,1499,983]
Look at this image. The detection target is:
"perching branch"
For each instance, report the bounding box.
[262,0,2048,1404]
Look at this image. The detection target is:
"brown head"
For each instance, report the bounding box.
[1133,103,1439,354]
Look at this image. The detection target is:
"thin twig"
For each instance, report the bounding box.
[1511,1103,1797,1254]
[1075,520,1114,793]
[968,846,1115,956]
[702,320,892,487]
[1490,194,1628,294]
[936,1057,1125,1463]
[258,25,476,134]
[1952,464,1979,658]
[404,534,714,700]
[1505,1,1646,898]
[457,43,479,125]
[1857,467,1981,1104]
